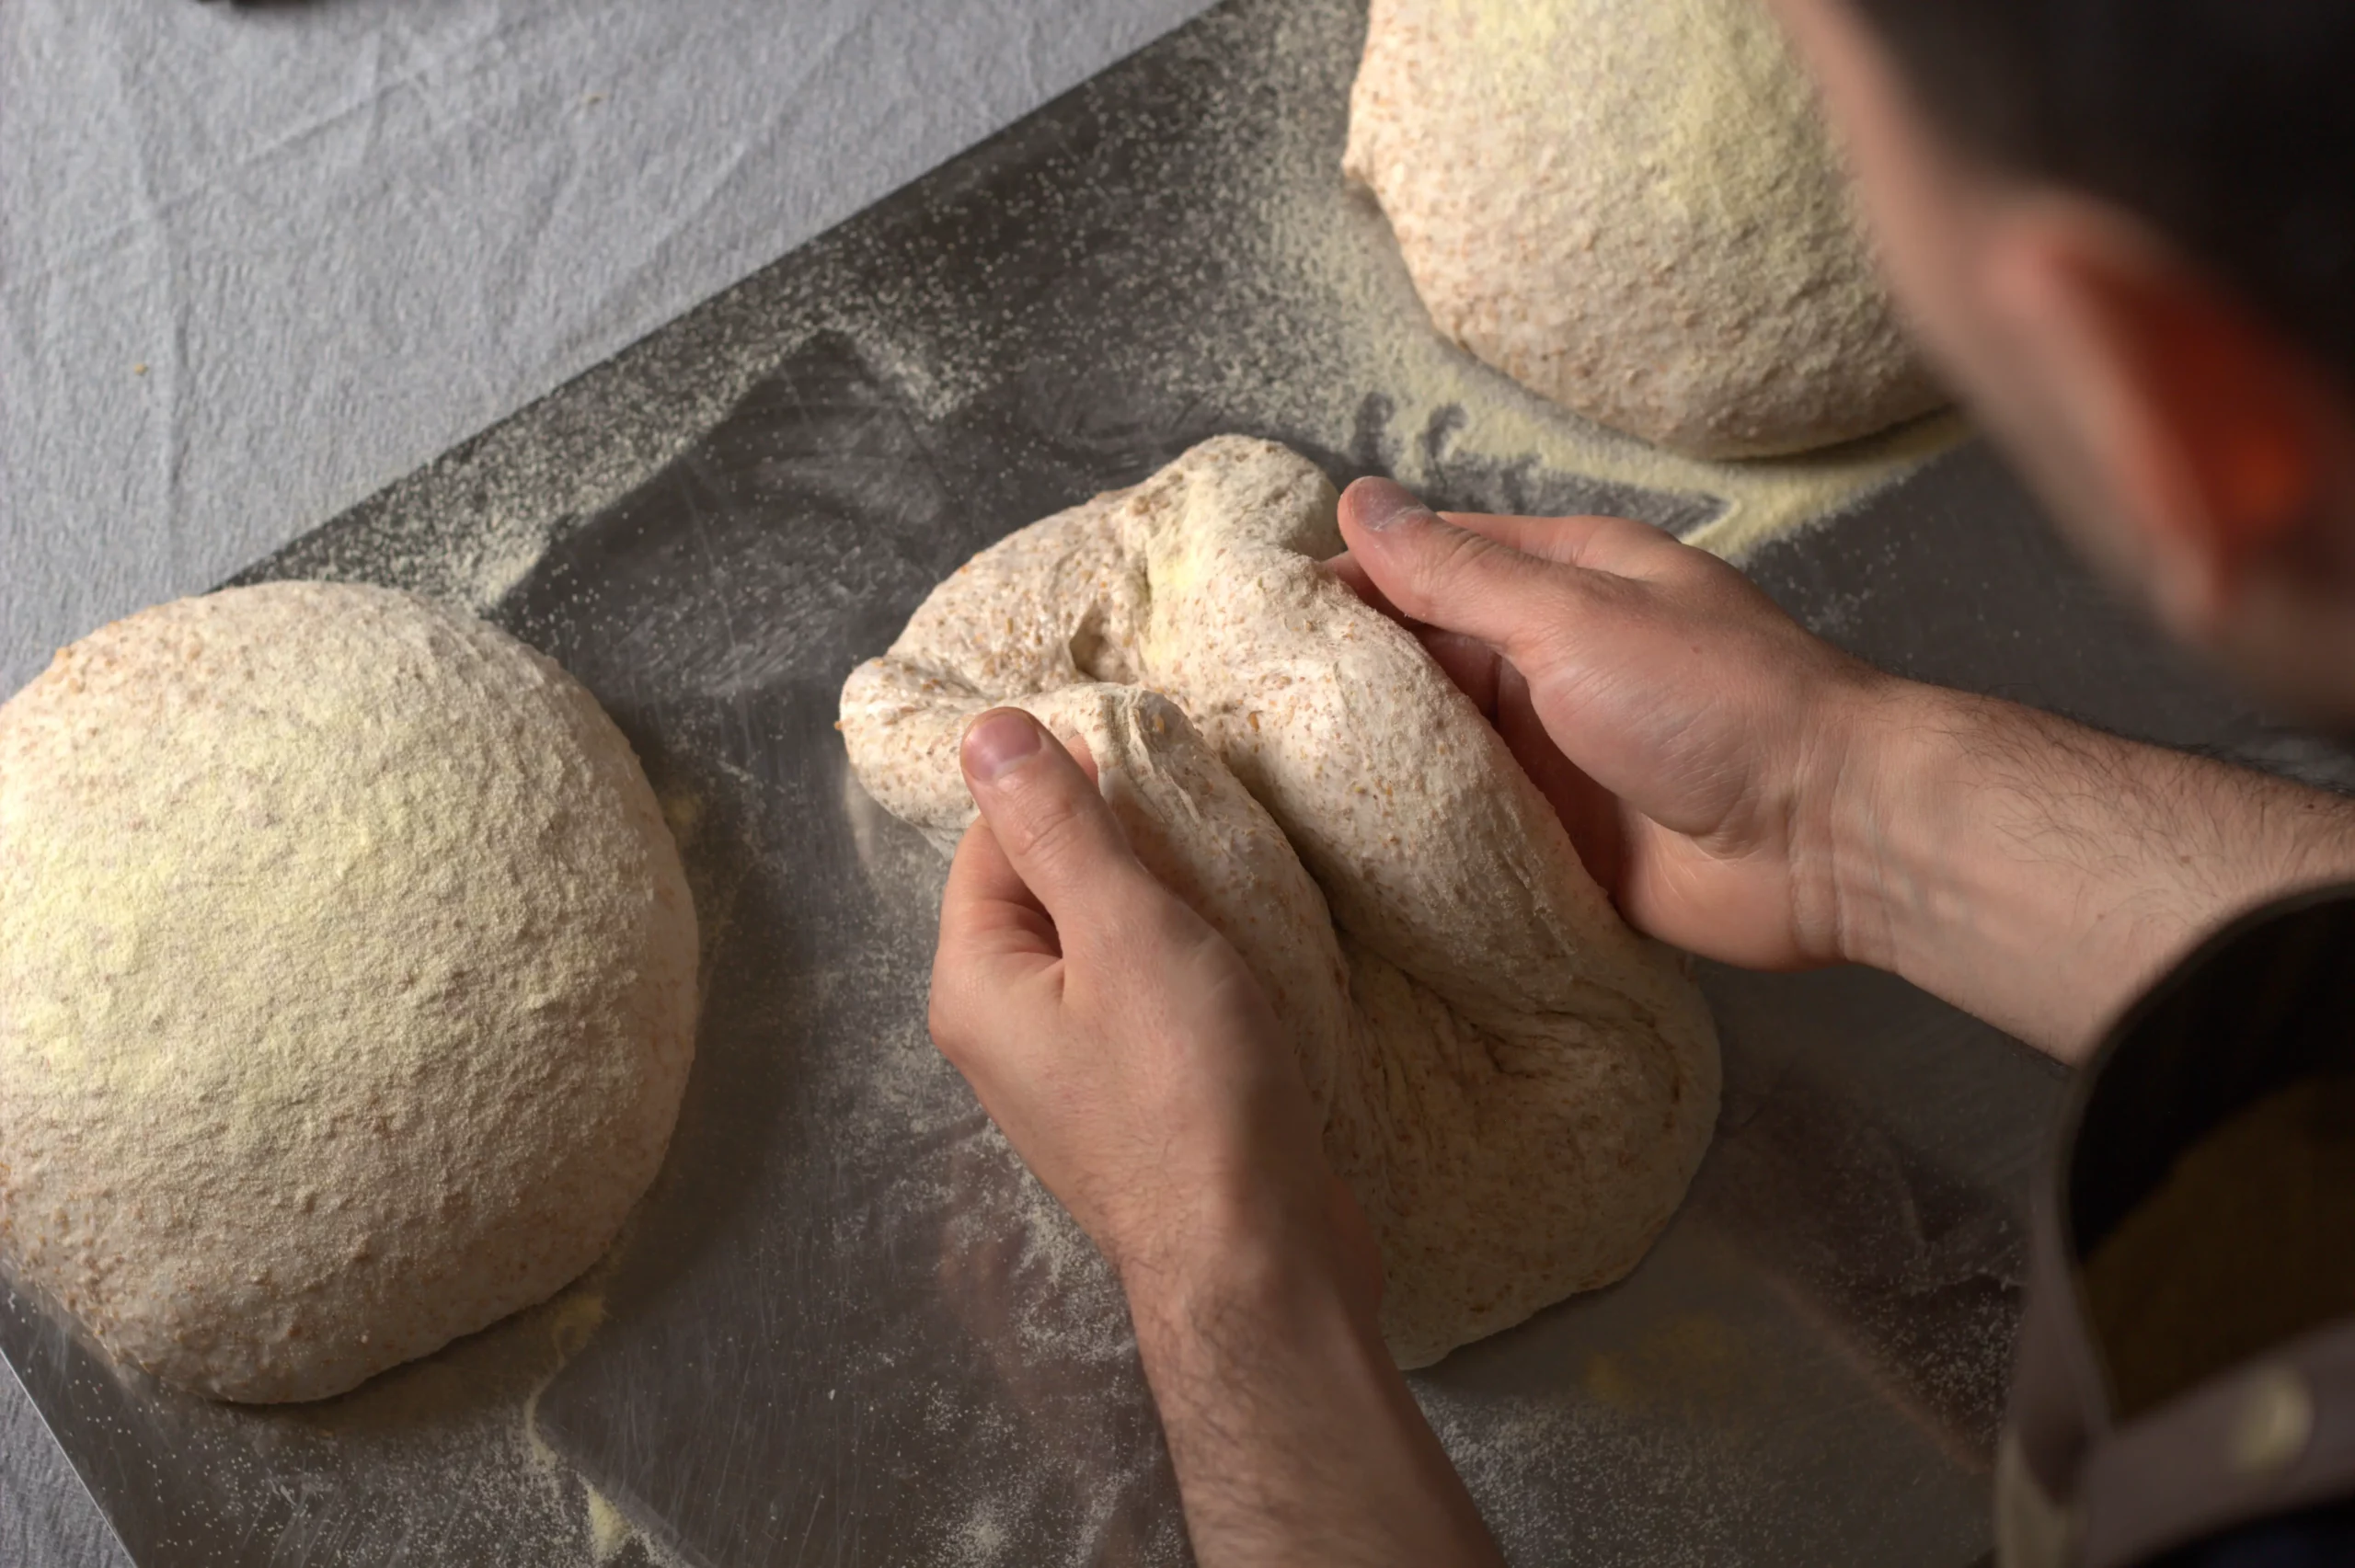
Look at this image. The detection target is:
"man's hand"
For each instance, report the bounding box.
[930,706,1503,1568]
[1335,477,2355,1056]
[1334,477,1892,972]
[929,707,1350,1297]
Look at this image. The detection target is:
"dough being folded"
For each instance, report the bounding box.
[841,437,1718,1366]
[1343,0,1944,459]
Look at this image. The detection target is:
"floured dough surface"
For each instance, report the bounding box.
[0,582,698,1402]
[841,436,1720,1366]
[1343,0,1944,459]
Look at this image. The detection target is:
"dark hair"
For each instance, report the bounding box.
[1847,0,2355,389]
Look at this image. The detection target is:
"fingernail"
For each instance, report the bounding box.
[1349,476,1434,532]
[963,708,1043,783]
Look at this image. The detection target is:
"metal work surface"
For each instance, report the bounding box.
[7,0,2350,1562]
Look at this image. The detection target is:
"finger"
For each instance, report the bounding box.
[1340,478,1683,574]
[1494,658,1628,897]
[1437,509,1682,577]
[1417,627,1501,717]
[960,706,1149,928]
[1334,522,1661,629]
[1327,545,1413,625]
[1335,541,1513,715]
[937,810,1061,970]
[930,811,1066,1073]
[1338,477,1632,667]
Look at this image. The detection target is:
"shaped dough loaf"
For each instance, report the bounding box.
[841,437,1718,1367]
[1344,0,1944,458]
[0,583,697,1402]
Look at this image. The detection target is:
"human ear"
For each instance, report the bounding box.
[1982,209,2334,634]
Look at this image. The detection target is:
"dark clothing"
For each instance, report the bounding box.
[2001,887,2355,1568]
[2162,1496,2355,1568]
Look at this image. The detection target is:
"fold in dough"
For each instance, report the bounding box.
[840,436,1720,1366]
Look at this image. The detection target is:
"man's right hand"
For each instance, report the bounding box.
[1335,476,2355,1056]
[1334,476,1895,974]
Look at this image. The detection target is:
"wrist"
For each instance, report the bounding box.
[1120,1207,1381,1386]
[1800,680,2355,1054]
[1787,670,1948,973]
[1809,672,1981,977]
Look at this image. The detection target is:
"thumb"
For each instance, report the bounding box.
[1337,476,1601,665]
[959,707,1145,926]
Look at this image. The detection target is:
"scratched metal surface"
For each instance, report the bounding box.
[11,0,2355,1562]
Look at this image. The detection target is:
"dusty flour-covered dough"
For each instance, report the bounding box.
[1343,0,1944,459]
[841,437,1720,1367]
[0,583,697,1403]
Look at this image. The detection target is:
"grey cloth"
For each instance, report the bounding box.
[0,0,1210,697]
[0,1357,121,1568]
[0,0,1210,1558]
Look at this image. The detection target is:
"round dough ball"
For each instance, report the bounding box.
[842,437,1719,1367]
[1343,0,1945,458]
[0,583,697,1402]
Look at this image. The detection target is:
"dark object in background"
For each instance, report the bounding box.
[2003,885,2355,1567]
[1848,0,2355,395]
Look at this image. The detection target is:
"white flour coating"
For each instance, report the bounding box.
[0,582,698,1403]
[1151,0,1970,562]
[1342,0,1944,459]
[840,437,1720,1367]
[1250,157,1969,560]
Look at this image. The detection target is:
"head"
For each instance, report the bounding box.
[1769,0,2355,723]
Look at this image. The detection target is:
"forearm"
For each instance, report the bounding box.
[1832,681,2355,1058]
[1125,1243,1504,1568]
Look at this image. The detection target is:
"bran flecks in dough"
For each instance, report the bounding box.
[1343,0,1944,459]
[841,436,1719,1368]
[0,583,698,1402]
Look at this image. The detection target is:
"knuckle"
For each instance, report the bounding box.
[1005,776,1124,887]
[925,983,968,1059]
[1404,519,1494,605]
[1509,568,1615,670]
[1100,887,1212,974]
[1083,893,1162,957]
[925,963,994,1065]
[1058,886,1158,973]
[1002,777,1093,867]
